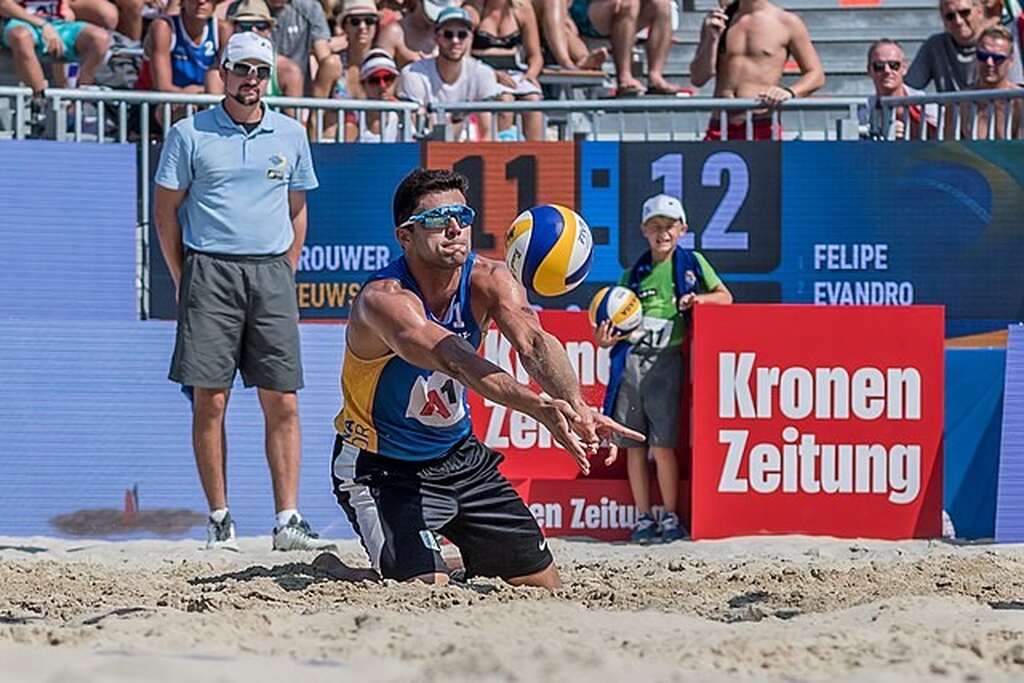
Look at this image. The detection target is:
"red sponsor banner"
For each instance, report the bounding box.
[472,310,689,541]
[690,304,944,540]
[470,311,621,480]
[508,478,690,542]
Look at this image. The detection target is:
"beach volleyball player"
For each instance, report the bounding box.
[328,169,642,589]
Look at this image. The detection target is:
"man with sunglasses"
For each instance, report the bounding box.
[327,168,642,587]
[228,0,304,100]
[154,32,331,552]
[398,6,505,140]
[862,39,939,139]
[962,25,1023,137]
[906,0,986,92]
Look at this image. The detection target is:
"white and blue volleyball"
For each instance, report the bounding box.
[588,286,643,335]
[505,204,593,298]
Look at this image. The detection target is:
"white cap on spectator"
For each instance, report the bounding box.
[222,31,274,67]
[642,194,687,224]
[422,0,460,22]
[360,48,399,80]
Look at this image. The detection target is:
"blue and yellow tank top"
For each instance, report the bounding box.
[334,253,481,461]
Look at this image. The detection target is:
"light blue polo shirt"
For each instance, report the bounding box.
[155,103,319,255]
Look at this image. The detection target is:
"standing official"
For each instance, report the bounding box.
[154,31,332,552]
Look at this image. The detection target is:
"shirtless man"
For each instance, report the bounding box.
[690,0,824,139]
[327,168,642,587]
[376,0,457,65]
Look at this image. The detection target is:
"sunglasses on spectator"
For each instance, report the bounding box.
[976,49,1009,64]
[871,60,902,72]
[237,20,272,32]
[440,29,470,41]
[364,73,397,87]
[229,62,272,80]
[401,204,476,230]
[345,15,378,27]
[942,8,972,21]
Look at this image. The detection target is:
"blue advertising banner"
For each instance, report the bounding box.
[0,140,138,321]
[780,142,1024,337]
[149,143,419,320]
[297,143,419,319]
[147,140,1024,334]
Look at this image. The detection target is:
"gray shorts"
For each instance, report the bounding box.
[169,251,303,392]
[611,350,683,449]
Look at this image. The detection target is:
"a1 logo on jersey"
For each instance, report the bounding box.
[406,371,466,427]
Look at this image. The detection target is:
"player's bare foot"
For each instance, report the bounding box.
[312,551,380,582]
[578,47,608,70]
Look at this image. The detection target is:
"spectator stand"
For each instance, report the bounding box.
[471,45,611,138]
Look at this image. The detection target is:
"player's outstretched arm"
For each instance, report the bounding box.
[476,258,646,452]
[354,282,595,471]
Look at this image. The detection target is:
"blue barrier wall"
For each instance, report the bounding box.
[0,141,138,321]
[0,320,353,540]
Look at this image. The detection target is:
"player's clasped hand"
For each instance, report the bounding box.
[41,24,64,58]
[594,320,621,348]
[677,292,699,311]
[757,86,794,107]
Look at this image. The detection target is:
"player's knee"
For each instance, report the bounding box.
[316,53,341,82]
[613,0,640,17]
[193,388,229,419]
[80,25,111,54]
[7,26,36,53]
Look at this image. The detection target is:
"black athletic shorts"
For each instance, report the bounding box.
[353,434,554,582]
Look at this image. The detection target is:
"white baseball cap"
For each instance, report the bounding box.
[422,0,460,22]
[642,194,687,224]
[221,31,274,67]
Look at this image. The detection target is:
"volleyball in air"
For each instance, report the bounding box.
[588,286,643,336]
[505,204,593,298]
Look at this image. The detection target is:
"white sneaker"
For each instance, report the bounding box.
[206,511,239,551]
[272,515,336,552]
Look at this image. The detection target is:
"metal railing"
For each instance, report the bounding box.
[875,88,1024,141]
[429,96,868,141]
[0,86,421,143]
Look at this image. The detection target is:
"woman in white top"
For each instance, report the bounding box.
[345,48,403,141]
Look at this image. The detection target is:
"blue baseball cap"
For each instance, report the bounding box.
[434,6,473,29]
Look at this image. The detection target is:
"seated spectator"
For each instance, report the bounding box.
[962,25,1023,137]
[136,0,230,94]
[67,0,148,43]
[344,47,402,140]
[398,6,506,139]
[528,0,606,70]
[0,0,110,97]
[464,0,544,140]
[981,0,1024,81]
[229,0,341,101]
[376,0,458,64]
[906,0,984,91]
[568,0,682,96]
[228,0,303,99]
[690,0,824,139]
[333,0,379,99]
[862,38,939,139]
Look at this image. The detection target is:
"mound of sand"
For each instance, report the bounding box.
[2,535,1024,682]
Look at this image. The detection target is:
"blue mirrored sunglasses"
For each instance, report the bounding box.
[403,204,475,230]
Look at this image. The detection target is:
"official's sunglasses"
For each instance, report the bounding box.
[229,62,272,80]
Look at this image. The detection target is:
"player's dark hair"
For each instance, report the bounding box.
[393,169,470,226]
